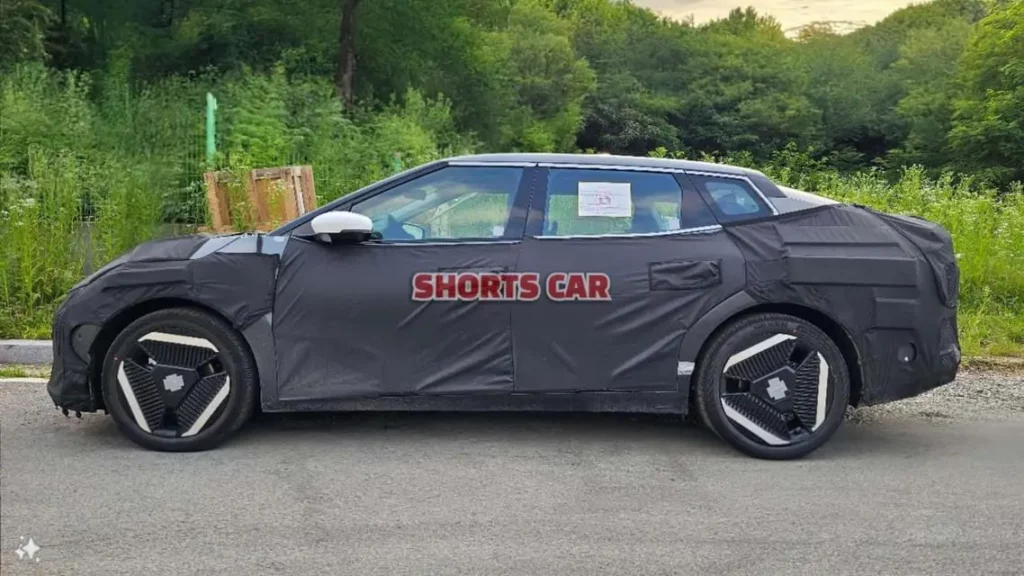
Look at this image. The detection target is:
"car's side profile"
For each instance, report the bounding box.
[48,153,962,459]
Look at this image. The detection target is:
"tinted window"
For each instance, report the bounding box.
[689,174,771,221]
[542,169,717,237]
[351,167,523,241]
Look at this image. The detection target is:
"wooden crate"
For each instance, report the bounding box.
[203,165,318,233]
[202,171,236,232]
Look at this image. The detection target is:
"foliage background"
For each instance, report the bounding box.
[0,0,1022,355]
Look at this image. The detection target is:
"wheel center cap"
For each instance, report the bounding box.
[753,366,795,405]
[149,365,200,408]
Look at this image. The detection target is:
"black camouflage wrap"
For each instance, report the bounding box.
[48,234,278,412]
[723,204,960,405]
[48,183,959,415]
[271,239,519,400]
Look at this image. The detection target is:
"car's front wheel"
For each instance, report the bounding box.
[694,312,850,460]
[101,307,258,452]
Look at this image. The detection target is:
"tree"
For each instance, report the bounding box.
[673,8,819,159]
[889,20,972,168]
[948,1,1024,184]
[795,27,879,163]
[0,0,53,68]
[483,0,596,151]
[335,0,361,108]
[559,0,687,153]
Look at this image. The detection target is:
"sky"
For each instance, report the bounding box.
[633,0,921,33]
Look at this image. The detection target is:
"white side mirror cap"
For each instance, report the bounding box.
[310,211,373,242]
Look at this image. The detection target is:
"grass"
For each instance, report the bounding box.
[0,364,50,378]
[0,366,29,378]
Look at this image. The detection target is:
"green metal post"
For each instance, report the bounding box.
[205,92,218,168]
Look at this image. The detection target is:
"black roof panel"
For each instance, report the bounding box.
[447,153,758,176]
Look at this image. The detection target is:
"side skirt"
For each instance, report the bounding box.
[262,391,688,415]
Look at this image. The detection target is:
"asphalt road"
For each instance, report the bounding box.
[2,376,1023,576]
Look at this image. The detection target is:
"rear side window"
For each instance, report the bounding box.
[541,169,717,237]
[689,174,772,222]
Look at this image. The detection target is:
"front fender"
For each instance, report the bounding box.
[48,252,279,412]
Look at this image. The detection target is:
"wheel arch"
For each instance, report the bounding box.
[681,293,865,407]
[87,298,248,409]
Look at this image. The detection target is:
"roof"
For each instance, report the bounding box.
[445,153,761,177]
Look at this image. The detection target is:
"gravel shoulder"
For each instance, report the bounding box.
[848,368,1024,423]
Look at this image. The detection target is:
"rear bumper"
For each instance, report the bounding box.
[855,312,961,406]
[861,345,960,406]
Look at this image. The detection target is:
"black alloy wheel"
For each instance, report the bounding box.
[102,308,257,452]
[695,313,851,460]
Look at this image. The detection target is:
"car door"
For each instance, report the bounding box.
[511,166,747,393]
[272,165,533,403]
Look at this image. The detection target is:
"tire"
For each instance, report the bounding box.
[694,312,850,460]
[101,307,258,452]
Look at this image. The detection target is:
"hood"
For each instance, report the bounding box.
[73,234,229,290]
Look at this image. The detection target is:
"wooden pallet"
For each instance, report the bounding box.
[203,165,317,233]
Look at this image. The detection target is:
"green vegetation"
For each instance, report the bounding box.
[0,364,50,379]
[1,0,1022,356]
[0,366,29,378]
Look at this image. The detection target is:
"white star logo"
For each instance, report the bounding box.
[15,536,40,561]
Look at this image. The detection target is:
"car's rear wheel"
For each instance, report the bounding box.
[101,307,257,452]
[695,313,850,460]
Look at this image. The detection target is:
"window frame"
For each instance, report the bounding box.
[272,160,780,240]
[525,166,724,240]
[683,171,777,224]
[278,164,536,244]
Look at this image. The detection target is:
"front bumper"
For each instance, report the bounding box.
[47,291,99,413]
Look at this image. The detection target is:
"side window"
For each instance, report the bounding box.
[689,174,771,222]
[351,167,523,241]
[541,169,717,237]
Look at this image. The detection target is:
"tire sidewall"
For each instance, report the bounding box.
[101,308,255,452]
[697,314,851,460]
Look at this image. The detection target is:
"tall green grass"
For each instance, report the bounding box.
[0,64,471,337]
[0,152,84,338]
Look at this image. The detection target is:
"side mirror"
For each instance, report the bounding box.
[310,211,374,244]
[401,223,426,240]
